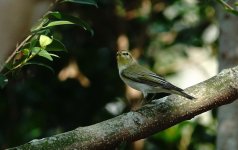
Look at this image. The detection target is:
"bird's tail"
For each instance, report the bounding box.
[172,90,195,100]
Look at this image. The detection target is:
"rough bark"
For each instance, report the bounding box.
[217,1,238,150]
[6,66,238,150]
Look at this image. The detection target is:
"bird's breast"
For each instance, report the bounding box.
[120,75,150,92]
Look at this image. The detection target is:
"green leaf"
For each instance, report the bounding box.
[23,62,54,73]
[47,11,61,19]
[31,47,53,61]
[38,50,53,61]
[45,21,75,28]
[39,35,53,48]
[61,0,98,7]
[44,12,94,35]
[22,49,30,56]
[31,47,41,54]
[45,39,67,52]
[30,35,39,49]
[49,53,60,58]
[0,74,8,89]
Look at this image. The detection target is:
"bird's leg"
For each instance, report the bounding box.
[144,93,150,102]
[143,93,156,105]
[150,93,156,100]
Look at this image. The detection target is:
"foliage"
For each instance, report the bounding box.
[0,0,95,88]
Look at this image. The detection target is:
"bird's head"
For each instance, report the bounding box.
[116,50,136,68]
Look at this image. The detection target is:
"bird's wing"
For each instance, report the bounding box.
[121,65,184,91]
[121,65,166,86]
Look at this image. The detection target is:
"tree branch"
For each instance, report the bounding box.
[7,66,238,150]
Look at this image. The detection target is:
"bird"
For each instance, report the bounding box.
[116,50,195,103]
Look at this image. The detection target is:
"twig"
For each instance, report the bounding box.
[1,35,32,72]
[0,0,60,73]
[217,0,235,10]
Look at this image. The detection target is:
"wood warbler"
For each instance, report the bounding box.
[116,50,195,102]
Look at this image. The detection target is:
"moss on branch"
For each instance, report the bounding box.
[7,66,238,150]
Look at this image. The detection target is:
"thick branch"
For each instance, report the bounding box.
[7,66,238,150]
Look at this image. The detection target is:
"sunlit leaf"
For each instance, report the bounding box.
[61,0,98,7]
[0,74,8,89]
[45,39,67,52]
[39,35,53,48]
[49,53,60,58]
[45,21,74,28]
[23,62,54,73]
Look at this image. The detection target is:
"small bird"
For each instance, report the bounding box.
[116,50,195,103]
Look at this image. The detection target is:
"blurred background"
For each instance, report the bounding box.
[0,0,219,149]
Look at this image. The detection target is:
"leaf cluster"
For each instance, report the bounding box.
[0,0,97,88]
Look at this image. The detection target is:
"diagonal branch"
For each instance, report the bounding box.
[7,66,238,150]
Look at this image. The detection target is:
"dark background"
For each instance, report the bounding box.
[0,0,217,149]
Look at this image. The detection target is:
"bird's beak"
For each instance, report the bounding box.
[116,51,120,56]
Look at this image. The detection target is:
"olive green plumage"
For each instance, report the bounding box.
[116,50,195,101]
